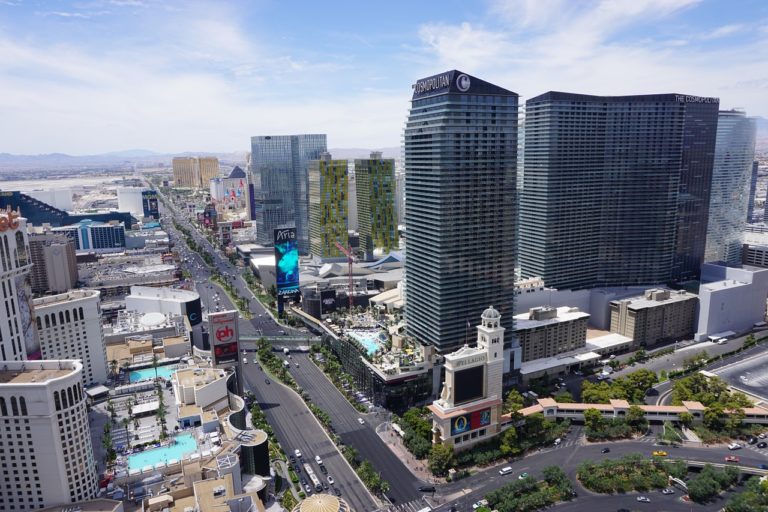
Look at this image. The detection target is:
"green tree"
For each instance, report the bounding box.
[428,443,455,477]
[503,389,525,416]
[554,390,575,403]
[678,411,694,428]
[703,404,726,431]
[626,405,647,429]
[499,426,520,456]
[687,475,720,503]
[583,408,604,431]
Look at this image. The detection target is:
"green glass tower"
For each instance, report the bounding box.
[308,152,349,259]
[355,152,399,260]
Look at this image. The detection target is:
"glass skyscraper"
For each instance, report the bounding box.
[308,152,349,259]
[704,110,756,264]
[355,152,398,261]
[519,92,719,290]
[249,134,327,252]
[404,70,518,354]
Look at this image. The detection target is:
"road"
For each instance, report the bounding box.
[289,352,425,505]
[432,438,767,511]
[242,358,378,512]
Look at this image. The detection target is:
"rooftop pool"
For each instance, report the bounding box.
[129,366,177,383]
[127,434,197,471]
[347,329,387,356]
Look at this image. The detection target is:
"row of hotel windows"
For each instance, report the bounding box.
[0,396,27,416]
[0,231,28,273]
[36,306,86,330]
[54,383,83,411]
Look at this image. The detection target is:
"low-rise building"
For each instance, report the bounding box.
[695,262,768,341]
[514,306,589,362]
[610,289,697,347]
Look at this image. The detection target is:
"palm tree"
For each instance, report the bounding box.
[109,359,118,379]
[121,417,131,449]
[152,353,159,381]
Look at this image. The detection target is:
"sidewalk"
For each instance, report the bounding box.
[375,422,440,484]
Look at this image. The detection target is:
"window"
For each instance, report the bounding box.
[0,397,6,416]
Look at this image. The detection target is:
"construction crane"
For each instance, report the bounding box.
[334,241,355,311]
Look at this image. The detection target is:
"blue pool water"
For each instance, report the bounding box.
[127,434,197,470]
[347,330,386,356]
[129,366,176,383]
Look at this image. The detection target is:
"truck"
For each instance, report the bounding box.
[283,347,290,355]
[303,463,322,492]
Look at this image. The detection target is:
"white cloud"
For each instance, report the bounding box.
[702,23,745,40]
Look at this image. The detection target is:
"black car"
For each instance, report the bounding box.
[294,463,301,473]
[418,485,436,493]
[601,448,611,453]
[300,477,307,485]
[748,437,758,444]
[319,465,328,474]
[334,487,342,497]
[322,483,329,490]
[758,442,767,448]
[289,455,296,463]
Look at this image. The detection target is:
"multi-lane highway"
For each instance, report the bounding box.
[289,352,426,505]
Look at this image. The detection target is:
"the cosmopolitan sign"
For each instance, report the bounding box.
[675,95,719,104]
[412,73,451,95]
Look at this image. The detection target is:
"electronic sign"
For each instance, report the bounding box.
[209,310,239,365]
[454,364,484,405]
[274,227,300,296]
[450,408,491,437]
[320,289,337,315]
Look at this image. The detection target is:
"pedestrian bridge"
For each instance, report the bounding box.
[685,459,768,477]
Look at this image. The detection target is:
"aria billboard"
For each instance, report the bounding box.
[209,310,239,365]
[274,227,300,296]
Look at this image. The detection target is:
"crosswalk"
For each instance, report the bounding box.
[378,497,432,512]
[745,444,768,458]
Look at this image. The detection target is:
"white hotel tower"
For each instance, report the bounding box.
[0,360,98,510]
[0,208,37,362]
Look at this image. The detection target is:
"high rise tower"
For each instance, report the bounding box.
[404,70,517,355]
[308,152,349,259]
[250,134,327,253]
[704,110,756,263]
[355,152,398,260]
[519,92,719,289]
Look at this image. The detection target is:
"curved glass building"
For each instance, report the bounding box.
[704,110,757,264]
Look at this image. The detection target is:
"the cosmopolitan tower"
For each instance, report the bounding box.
[520,92,719,289]
[250,134,327,253]
[404,70,518,355]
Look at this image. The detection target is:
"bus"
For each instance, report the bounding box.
[303,463,322,492]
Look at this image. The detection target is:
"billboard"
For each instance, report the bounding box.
[185,297,203,326]
[450,407,492,437]
[209,310,239,365]
[274,227,300,296]
[454,365,485,405]
[320,289,337,315]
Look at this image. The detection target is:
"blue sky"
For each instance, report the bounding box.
[0,0,766,154]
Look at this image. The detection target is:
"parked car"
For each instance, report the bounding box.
[334,488,342,497]
[328,476,335,485]
[472,499,489,510]
[758,442,768,449]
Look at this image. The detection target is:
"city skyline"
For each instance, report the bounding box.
[0,0,767,154]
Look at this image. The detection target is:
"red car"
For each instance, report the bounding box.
[725,455,740,463]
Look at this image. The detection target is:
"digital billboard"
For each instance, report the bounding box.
[454,365,484,405]
[209,310,239,365]
[320,289,337,315]
[450,407,492,437]
[274,227,300,296]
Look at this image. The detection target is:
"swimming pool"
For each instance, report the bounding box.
[127,434,197,470]
[129,366,176,383]
[347,330,387,356]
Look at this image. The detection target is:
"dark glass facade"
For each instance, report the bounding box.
[249,134,327,253]
[519,92,719,289]
[404,70,518,353]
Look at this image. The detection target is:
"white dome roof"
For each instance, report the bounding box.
[482,305,500,320]
[139,312,166,327]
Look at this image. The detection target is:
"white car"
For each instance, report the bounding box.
[636,496,650,503]
[472,499,489,509]
[357,418,365,425]
[294,449,302,458]
[315,455,323,465]
[728,443,742,450]
[327,475,334,485]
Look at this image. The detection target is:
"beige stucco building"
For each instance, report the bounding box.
[173,156,220,188]
[610,288,697,347]
[513,306,589,362]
